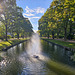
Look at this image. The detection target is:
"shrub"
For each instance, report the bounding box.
[7,35,11,39]
[59,35,64,38]
[0,36,4,40]
[67,34,74,40]
[50,35,52,38]
[14,35,17,38]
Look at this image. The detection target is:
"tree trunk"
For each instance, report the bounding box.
[23,35,24,38]
[68,20,72,40]
[57,31,59,39]
[17,33,19,39]
[68,24,72,40]
[64,27,67,41]
[47,31,49,39]
[64,20,68,41]
[52,31,54,39]
[5,25,8,41]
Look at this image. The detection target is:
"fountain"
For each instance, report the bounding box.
[26,33,42,58]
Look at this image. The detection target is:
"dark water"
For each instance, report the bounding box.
[41,40,75,67]
[0,39,75,75]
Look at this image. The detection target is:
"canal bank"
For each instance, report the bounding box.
[0,38,29,61]
[0,38,29,51]
[41,38,75,51]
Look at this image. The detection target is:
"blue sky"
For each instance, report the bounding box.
[16,0,53,32]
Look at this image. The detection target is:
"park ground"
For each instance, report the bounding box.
[42,37,75,49]
[0,38,29,51]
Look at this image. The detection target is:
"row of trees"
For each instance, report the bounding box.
[0,0,33,41]
[38,0,75,40]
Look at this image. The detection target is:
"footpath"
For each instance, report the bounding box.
[43,37,75,43]
[54,39,75,43]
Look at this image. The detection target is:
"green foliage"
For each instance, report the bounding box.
[7,35,11,39]
[38,0,75,40]
[0,36,4,40]
[0,0,33,40]
[67,34,74,39]
[59,35,64,39]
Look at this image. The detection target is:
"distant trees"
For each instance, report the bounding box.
[38,0,75,40]
[0,0,33,40]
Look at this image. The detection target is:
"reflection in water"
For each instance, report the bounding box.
[0,33,55,75]
[20,33,50,75]
[0,42,27,75]
[41,40,75,67]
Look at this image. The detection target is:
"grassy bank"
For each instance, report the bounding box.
[0,38,29,51]
[42,38,75,49]
[47,60,75,75]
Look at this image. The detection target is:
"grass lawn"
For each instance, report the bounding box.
[0,38,29,51]
[42,38,75,49]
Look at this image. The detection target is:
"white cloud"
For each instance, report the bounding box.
[25,6,34,13]
[23,6,45,22]
[23,13,35,16]
[23,16,40,20]
[24,6,46,16]
[35,7,45,14]
[31,17,40,19]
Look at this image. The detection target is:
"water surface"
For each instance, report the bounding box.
[0,34,75,75]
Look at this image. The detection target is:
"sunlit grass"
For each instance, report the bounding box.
[42,38,75,49]
[0,38,29,51]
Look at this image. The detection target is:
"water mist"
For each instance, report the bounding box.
[26,33,42,57]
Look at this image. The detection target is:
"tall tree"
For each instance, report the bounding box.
[38,0,75,40]
[0,0,16,41]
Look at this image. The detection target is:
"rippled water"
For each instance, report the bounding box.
[0,34,75,75]
[0,34,55,75]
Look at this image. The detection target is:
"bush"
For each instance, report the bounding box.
[0,36,4,40]
[7,35,11,39]
[14,35,17,38]
[59,35,64,38]
[50,35,52,38]
[67,34,74,40]
[74,35,75,40]
[54,35,57,38]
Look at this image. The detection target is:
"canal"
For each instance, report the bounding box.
[0,33,75,75]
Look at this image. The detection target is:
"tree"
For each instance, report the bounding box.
[0,0,16,41]
[38,0,75,40]
[0,0,33,40]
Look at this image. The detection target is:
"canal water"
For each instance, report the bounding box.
[0,33,75,75]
